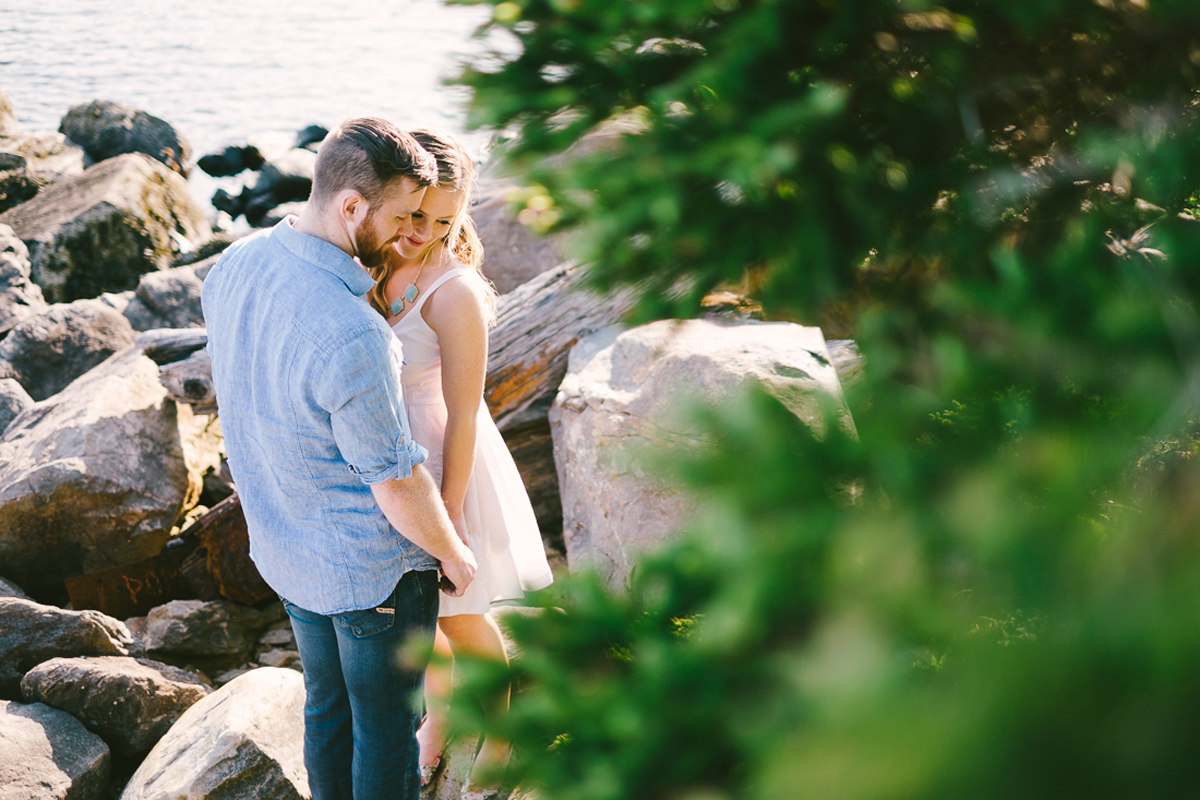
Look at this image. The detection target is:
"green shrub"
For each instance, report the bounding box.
[447,1,1200,797]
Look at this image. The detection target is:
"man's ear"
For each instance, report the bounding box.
[335,189,369,223]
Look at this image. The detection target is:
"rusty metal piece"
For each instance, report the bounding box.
[65,493,273,617]
[64,542,195,619]
[194,494,273,606]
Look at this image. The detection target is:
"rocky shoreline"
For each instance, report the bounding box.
[0,91,859,800]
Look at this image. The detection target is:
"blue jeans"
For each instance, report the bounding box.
[282,569,439,800]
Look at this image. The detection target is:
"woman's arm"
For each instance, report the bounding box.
[423,272,490,540]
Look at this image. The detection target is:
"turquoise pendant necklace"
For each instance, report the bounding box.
[389,258,428,316]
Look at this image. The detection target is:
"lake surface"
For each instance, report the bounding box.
[0,0,494,222]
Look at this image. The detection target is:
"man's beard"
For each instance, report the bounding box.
[353,210,392,268]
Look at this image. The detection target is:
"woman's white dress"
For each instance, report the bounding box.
[392,266,554,616]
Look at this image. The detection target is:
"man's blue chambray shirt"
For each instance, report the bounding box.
[202,217,437,615]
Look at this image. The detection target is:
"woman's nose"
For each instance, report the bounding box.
[413,214,432,239]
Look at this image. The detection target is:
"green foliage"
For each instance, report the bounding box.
[445,0,1200,797]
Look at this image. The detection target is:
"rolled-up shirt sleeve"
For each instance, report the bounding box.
[318,327,428,484]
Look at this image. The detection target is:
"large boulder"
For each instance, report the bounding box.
[137,599,280,673]
[20,656,211,760]
[550,319,851,589]
[120,667,308,800]
[0,597,142,699]
[0,130,87,214]
[0,153,211,303]
[0,298,136,401]
[0,222,48,335]
[0,346,223,601]
[0,699,111,800]
[60,100,192,176]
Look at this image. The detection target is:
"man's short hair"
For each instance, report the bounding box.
[310,117,439,206]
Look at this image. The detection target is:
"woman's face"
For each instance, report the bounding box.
[393,185,464,260]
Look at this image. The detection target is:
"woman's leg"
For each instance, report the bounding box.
[418,623,455,771]
[438,612,512,787]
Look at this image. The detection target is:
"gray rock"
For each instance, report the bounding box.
[0,90,17,137]
[20,656,210,760]
[140,599,279,673]
[0,347,224,601]
[60,100,192,175]
[0,298,136,400]
[550,319,851,589]
[133,263,205,329]
[0,575,30,599]
[473,176,569,294]
[0,153,211,303]
[0,130,87,214]
[0,377,32,433]
[120,667,308,800]
[0,222,48,335]
[0,699,111,800]
[0,597,142,699]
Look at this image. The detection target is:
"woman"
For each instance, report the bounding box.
[366,129,554,799]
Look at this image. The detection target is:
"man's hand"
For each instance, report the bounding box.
[439,544,478,597]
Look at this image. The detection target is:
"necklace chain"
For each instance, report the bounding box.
[389,249,432,317]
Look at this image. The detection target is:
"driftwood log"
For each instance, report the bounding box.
[139,263,638,543]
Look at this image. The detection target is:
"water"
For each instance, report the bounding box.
[0,0,494,224]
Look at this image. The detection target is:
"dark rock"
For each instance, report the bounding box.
[243,192,278,227]
[120,667,308,800]
[211,187,247,218]
[196,143,264,177]
[0,222,47,336]
[173,231,240,266]
[243,146,317,225]
[139,599,280,673]
[60,100,192,176]
[0,153,211,303]
[0,597,142,699]
[0,377,32,433]
[0,699,111,800]
[294,124,328,150]
[0,298,136,400]
[20,656,210,760]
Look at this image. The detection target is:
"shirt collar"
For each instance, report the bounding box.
[272,215,376,297]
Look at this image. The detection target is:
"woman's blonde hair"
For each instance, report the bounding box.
[367,129,496,322]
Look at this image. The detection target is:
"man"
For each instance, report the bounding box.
[202,117,478,800]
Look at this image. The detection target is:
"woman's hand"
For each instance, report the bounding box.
[449,510,471,547]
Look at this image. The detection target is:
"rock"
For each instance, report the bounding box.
[211,186,247,218]
[473,178,569,294]
[196,143,264,178]
[293,124,328,150]
[0,576,30,599]
[120,667,308,800]
[256,648,300,668]
[550,319,851,589]
[0,130,87,214]
[0,699,111,800]
[0,347,223,601]
[60,100,192,175]
[139,599,278,673]
[0,377,32,433]
[132,262,206,330]
[0,222,48,335]
[0,597,142,699]
[172,231,239,267]
[238,147,316,226]
[260,200,306,228]
[0,90,17,137]
[0,153,211,303]
[0,298,136,400]
[20,656,210,760]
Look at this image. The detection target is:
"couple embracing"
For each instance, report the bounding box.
[202,118,553,800]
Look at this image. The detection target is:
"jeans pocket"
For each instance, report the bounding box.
[334,592,398,639]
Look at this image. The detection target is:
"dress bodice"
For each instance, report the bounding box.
[389,266,472,403]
